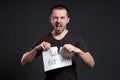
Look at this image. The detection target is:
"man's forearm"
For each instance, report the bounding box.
[78,51,95,68]
[21,48,40,66]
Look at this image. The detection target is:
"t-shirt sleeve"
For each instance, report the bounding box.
[28,36,43,57]
[76,36,88,52]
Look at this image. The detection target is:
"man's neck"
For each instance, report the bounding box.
[51,30,68,40]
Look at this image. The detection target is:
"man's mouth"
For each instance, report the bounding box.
[55,23,62,30]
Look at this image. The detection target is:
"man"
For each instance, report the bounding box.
[21,4,95,80]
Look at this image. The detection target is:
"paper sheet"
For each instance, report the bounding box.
[42,46,74,72]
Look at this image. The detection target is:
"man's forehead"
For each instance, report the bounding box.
[51,9,67,15]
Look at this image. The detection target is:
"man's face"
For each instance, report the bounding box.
[50,9,70,34]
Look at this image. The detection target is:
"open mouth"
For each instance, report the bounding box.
[55,23,62,31]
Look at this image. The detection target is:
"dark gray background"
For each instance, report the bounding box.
[0,0,120,80]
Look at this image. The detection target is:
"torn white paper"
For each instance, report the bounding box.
[42,46,73,72]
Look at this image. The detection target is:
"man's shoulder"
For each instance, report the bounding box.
[38,32,51,38]
[68,31,81,37]
[68,31,84,41]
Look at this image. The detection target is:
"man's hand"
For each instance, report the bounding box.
[35,41,51,51]
[62,44,82,54]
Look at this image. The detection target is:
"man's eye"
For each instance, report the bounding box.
[61,17,65,19]
[53,17,58,19]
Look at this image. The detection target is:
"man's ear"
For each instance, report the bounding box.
[67,17,70,23]
[49,16,51,23]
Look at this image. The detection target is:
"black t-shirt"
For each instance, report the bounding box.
[31,31,88,80]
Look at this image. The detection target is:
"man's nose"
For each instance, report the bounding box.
[56,18,61,22]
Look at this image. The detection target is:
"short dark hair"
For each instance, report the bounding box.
[50,4,69,17]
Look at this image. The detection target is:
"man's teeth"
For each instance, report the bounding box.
[56,24,61,27]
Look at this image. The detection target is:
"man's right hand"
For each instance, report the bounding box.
[35,41,51,51]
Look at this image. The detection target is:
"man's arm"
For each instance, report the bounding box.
[77,51,95,68]
[63,44,95,68]
[21,47,40,66]
[21,41,51,66]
